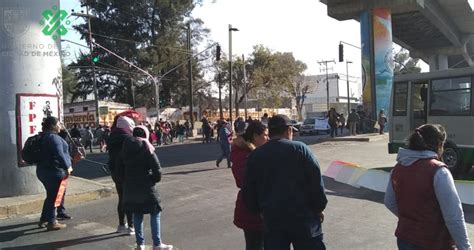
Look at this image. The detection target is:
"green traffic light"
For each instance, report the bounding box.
[93,57,99,63]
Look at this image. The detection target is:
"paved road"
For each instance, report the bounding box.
[2,135,474,249]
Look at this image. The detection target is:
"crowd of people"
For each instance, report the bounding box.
[32,110,471,250]
[325,107,388,137]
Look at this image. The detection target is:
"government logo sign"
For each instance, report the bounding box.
[39,5,70,40]
[2,8,29,37]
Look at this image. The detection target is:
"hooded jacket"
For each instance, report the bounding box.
[230,136,263,231]
[107,116,134,174]
[384,148,471,250]
[116,136,162,214]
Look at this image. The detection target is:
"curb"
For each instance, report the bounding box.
[0,177,113,220]
[321,134,387,143]
[323,137,370,142]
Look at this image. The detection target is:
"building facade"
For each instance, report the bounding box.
[302,73,362,117]
[64,100,131,128]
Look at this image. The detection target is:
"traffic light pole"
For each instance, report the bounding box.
[73,7,100,127]
[91,37,218,123]
[187,23,194,134]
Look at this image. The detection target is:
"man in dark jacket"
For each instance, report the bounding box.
[243,114,328,249]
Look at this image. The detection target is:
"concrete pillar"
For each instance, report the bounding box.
[429,54,449,71]
[360,8,393,129]
[0,0,62,197]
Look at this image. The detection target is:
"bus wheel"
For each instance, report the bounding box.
[442,141,465,175]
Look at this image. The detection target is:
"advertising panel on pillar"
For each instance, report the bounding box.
[16,93,59,167]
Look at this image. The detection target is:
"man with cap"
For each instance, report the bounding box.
[242,114,328,249]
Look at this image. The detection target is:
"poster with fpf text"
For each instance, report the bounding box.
[16,94,59,167]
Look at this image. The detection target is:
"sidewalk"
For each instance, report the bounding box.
[0,176,113,220]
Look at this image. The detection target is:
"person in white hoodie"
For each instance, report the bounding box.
[384,124,471,250]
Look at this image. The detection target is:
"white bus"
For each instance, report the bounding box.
[389,67,474,173]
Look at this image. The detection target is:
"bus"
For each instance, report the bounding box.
[388,67,474,173]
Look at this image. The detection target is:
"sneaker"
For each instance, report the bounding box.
[38,220,47,228]
[153,243,173,250]
[135,245,145,250]
[57,213,72,220]
[216,160,220,168]
[46,221,66,231]
[128,226,135,235]
[116,224,128,234]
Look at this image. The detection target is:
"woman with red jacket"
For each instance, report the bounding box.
[384,124,471,250]
[231,121,268,250]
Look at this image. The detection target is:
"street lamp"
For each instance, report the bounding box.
[346,61,353,116]
[229,24,239,129]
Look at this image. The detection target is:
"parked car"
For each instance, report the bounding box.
[299,117,330,135]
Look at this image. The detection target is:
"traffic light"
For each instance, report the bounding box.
[91,51,100,64]
[216,44,221,61]
[339,44,344,62]
[159,89,171,108]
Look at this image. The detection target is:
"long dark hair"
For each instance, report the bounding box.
[242,121,267,143]
[406,124,446,153]
[41,116,59,132]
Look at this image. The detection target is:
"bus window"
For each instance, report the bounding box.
[430,77,471,116]
[413,83,428,128]
[393,82,408,116]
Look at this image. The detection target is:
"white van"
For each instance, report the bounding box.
[299,117,331,135]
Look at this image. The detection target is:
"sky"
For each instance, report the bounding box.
[60,0,426,79]
[192,0,363,78]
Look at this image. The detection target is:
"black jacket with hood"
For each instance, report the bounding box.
[116,136,162,214]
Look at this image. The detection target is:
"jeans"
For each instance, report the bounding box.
[264,222,325,250]
[134,212,161,246]
[244,229,264,250]
[397,239,424,250]
[37,168,65,223]
[330,124,338,138]
[349,122,357,136]
[379,124,385,134]
[217,143,231,168]
[85,140,93,153]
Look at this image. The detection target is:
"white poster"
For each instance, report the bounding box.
[16,94,59,167]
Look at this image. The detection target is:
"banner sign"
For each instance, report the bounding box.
[16,93,59,167]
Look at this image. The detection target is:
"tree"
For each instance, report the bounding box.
[287,75,314,121]
[215,45,307,116]
[62,62,78,103]
[69,0,211,108]
[393,48,421,75]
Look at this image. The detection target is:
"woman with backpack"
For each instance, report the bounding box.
[116,126,173,250]
[36,116,73,231]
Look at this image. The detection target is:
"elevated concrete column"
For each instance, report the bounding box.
[429,54,449,71]
[0,0,62,197]
[360,8,394,127]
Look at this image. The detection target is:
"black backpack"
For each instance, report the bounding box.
[21,133,44,164]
